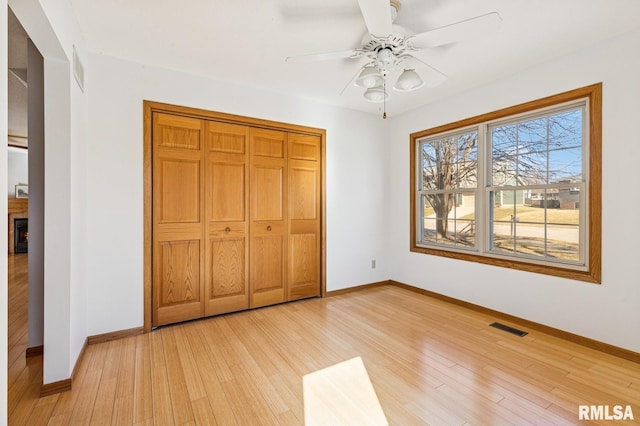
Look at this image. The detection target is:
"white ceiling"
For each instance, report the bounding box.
[67,0,640,117]
[10,0,640,128]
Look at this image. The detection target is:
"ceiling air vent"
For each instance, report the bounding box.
[73,45,85,93]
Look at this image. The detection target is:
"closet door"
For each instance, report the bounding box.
[152,113,205,326]
[288,134,321,300]
[250,128,288,308]
[204,122,250,315]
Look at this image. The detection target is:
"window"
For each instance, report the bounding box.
[410,84,601,283]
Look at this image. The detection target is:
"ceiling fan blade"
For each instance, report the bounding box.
[408,12,502,49]
[286,49,360,64]
[403,55,448,88]
[357,0,392,37]
[340,64,367,96]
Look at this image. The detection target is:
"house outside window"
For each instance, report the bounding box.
[410,84,601,283]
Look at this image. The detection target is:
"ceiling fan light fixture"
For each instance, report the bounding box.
[394,69,424,91]
[363,85,388,103]
[376,48,395,70]
[355,67,384,88]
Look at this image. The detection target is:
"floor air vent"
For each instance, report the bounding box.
[489,322,528,337]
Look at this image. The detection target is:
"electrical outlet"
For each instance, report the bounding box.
[371,259,376,269]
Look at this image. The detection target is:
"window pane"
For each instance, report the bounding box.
[517,117,547,155]
[456,160,478,189]
[549,109,582,150]
[490,190,581,262]
[546,198,580,262]
[549,147,582,182]
[420,131,478,191]
[452,193,476,248]
[456,132,478,162]
[491,108,584,186]
[421,193,475,249]
[491,124,516,158]
[421,143,437,190]
[422,217,438,244]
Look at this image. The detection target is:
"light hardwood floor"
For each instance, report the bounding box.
[7,253,640,424]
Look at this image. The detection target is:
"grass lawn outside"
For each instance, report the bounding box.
[420,205,580,261]
[423,205,579,225]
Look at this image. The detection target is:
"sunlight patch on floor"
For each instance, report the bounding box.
[303,356,388,425]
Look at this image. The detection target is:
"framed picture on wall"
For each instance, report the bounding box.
[15,184,29,198]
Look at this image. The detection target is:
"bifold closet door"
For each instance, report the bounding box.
[204,122,250,316]
[250,128,288,308]
[150,107,322,327]
[152,113,205,326]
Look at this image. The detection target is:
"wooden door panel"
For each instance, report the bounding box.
[251,235,285,307]
[289,224,320,300]
[250,128,287,307]
[287,134,321,300]
[154,240,202,325]
[251,236,284,291]
[289,166,318,220]
[205,121,250,315]
[153,113,205,326]
[157,159,201,223]
[209,162,245,222]
[289,134,320,161]
[252,165,284,221]
[157,240,201,306]
[154,114,202,150]
[206,236,247,314]
[252,128,285,158]
[206,231,249,314]
[290,234,317,284]
[207,122,247,154]
[210,238,245,296]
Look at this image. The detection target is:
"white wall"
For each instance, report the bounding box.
[387,28,640,353]
[7,147,28,196]
[84,53,390,335]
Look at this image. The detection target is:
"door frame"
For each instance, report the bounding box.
[143,101,326,332]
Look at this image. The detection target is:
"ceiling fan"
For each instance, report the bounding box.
[286,0,501,116]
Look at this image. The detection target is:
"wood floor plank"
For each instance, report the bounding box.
[89,377,117,425]
[171,325,207,402]
[149,331,176,426]
[114,335,136,400]
[159,329,197,424]
[111,396,134,426]
[6,255,640,426]
[190,397,218,426]
[23,394,60,426]
[185,323,238,426]
[7,381,41,425]
[132,334,154,424]
[67,368,103,425]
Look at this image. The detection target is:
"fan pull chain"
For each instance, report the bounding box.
[383,78,387,119]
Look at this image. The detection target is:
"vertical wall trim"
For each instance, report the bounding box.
[27,39,45,350]
[1,1,10,420]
